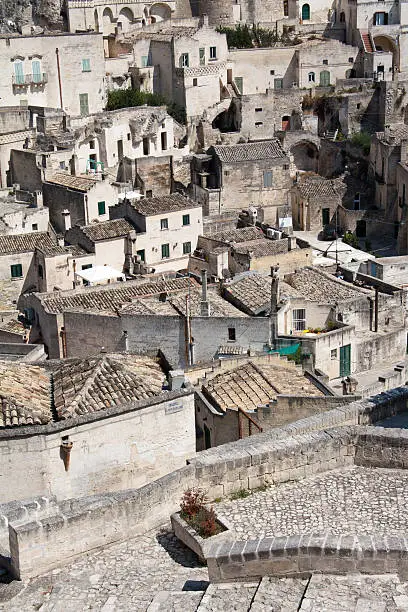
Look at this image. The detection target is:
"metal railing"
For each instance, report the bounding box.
[12,73,48,86]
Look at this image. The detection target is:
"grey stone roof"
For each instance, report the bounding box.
[212,140,287,163]
[37,276,199,314]
[232,238,288,258]
[223,273,300,316]
[0,354,166,427]
[295,173,345,200]
[45,173,98,192]
[207,226,264,243]
[79,219,134,242]
[284,267,370,302]
[377,123,408,145]
[127,194,200,217]
[0,231,56,255]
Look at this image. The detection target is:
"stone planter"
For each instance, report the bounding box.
[170,510,230,563]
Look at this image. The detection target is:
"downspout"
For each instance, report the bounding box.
[374,287,379,332]
[56,48,63,110]
[84,194,90,225]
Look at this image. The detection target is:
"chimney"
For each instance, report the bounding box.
[200,269,210,317]
[269,265,280,348]
[199,14,209,27]
[34,190,43,209]
[168,369,185,390]
[62,209,71,232]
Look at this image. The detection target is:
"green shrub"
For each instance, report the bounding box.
[351,131,371,155]
[106,88,186,125]
[342,231,360,249]
[230,488,251,500]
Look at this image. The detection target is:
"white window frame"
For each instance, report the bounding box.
[292,308,306,331]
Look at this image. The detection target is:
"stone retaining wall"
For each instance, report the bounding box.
[7,387,408,581]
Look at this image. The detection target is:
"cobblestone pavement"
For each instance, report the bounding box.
[0,526,209,612]
[217,466,408,538]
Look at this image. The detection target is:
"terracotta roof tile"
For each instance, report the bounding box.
[126,193,200,216]
[0,232,56,255]
[79,219,134,242]
[212,139,287,163]
[45,173,99,192]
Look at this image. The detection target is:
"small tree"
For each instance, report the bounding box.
[342,231,360,249]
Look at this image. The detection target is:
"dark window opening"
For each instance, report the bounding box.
[228,327,236,341]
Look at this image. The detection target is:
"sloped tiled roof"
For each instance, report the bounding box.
[202,360,322,413]
[296,174,345,200]
[45,173,98,192]
[377,123,408,145]
[232,238,288,258]
[212,140,287,163]
[52,354,165,419]
[207,226,264,243]
[0,232,56,255]
[38,276,198,314]
[127,194,200,216]
[79,219,134,242]
[223,273,301,316]
[284,267,370,302]
[0,363,51,427]
[0,319,26,337]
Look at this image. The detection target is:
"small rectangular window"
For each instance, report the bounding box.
[283,163,289,170]
[183,241,191,254]
[255,121,263,127]
[331,348,337,360]
[274,78,283,90]
[228,327,236,341]
[143,137,149,155]
[193,78,198,87]
[161,132,167,150]
[82,264,92,270]
[160,218,168,230]
[292,308,306,331]
[10,263,23,278]
[210,46,217,59]
[136,249,145,262]
[270,70,275,75]
[141,55,148,68]
[255,108,263,112]
[79,93,89,116]
[182,214,190,226]
[38,263,43,279]
[161,243,170,259]
[348,57,354,63]
[199,48,205,65]
[32,223,38,231]
[98,201,106,215]
[127,133,131,141]
[263,170,273,188]
[180,53,189,68]
[323,59,328,65]
[82,58,91,72]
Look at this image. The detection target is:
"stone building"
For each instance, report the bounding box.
[0,32,105,116]
[131,18,229,119]
[191,140,291,222]
[291,172,346,231]
[0,354,195,503]
[109,193,203,273]
[42,173,121,233]
[0,191,49,235]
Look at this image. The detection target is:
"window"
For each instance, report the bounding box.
[234,77,243,94]
[182,214,190,226]
[193,78,198,87]
[180,53,189,68]
[98,201,106,215]
[31,223,38,231]
[89,139,95,149]
[199,48,205,65]
[357,103,361,109]
[161,243,170,259]
[353,192,361,210]
[79,93,89,116]
[301,3,310,20]
[210,46,217,60]
[160,218,169,230]
[308,71,315,82]
[255,121,263,127]
[143,137,149,155]
[127,133,131,141]
[270,70,275,75]
[323,59,328,65]
[38,263,43,279]
[263,170,273,188]
[32,60,42,83]
[136,249,145,262]
[340,11,346,21]
[82,58,91,72]
[348,57,354,63]
[374,11,388,25]
[274,78,283,90]
[146,190,153,198]
[14,61,24,85]
[82,264,92,270]
[183,241,191,254]
[292,308,306,331]
[283,163,290,170]
[224,170,229,176]
[283,0,289,16]
[331,348,337,360]
[10,264,23,278]
[141,55,148,67]
[255,107,263,112]
[228,327,236,341]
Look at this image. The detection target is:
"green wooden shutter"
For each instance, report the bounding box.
[32,60,41,83]
[79,93,89,116]
[14,62,24,85]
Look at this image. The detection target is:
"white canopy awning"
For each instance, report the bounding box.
[76,265,125,286]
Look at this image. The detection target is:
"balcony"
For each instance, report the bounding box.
[12,73,48,87]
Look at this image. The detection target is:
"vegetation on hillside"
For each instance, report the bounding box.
[106,88,187,125]
[350,131,371,155]
[216,24,302,49]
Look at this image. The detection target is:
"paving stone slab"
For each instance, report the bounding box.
[249,576,308,611]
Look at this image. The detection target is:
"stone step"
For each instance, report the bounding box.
[249,576,309,611]
[196,581,260,611]
[146,590,205,611]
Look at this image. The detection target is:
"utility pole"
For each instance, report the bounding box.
[269,265,279,350]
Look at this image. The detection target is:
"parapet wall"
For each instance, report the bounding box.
[7,387,408,581]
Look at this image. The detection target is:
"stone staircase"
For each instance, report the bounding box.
[360,30,375,53]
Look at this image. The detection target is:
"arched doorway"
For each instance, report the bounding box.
[281,115,290,131]
[291,141,319,172]
[301,3,310,20]
[94,9,99,32]
[150,3,172,22]
[102,7,115,36]
[117,7,134,32]
[319,70,330,86]
[373,35,398,71]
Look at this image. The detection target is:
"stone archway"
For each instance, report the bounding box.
[373,35,398,71]
[150,3,172,22]
[102,7,115,36]
[291,140,319,172]
[117,7,134,32]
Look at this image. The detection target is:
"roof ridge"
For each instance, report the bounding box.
[54,356,102,419]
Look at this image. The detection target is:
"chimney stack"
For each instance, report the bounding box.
[269,265,280,348]
[200,269,210,317]
[62,209,71,232]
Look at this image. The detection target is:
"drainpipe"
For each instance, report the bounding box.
[56,48,63,110]
[123,330,129,352]
[200,269,210,317]
[374,287,379,332]
[60,326,67,358]
[269,265,279,349]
